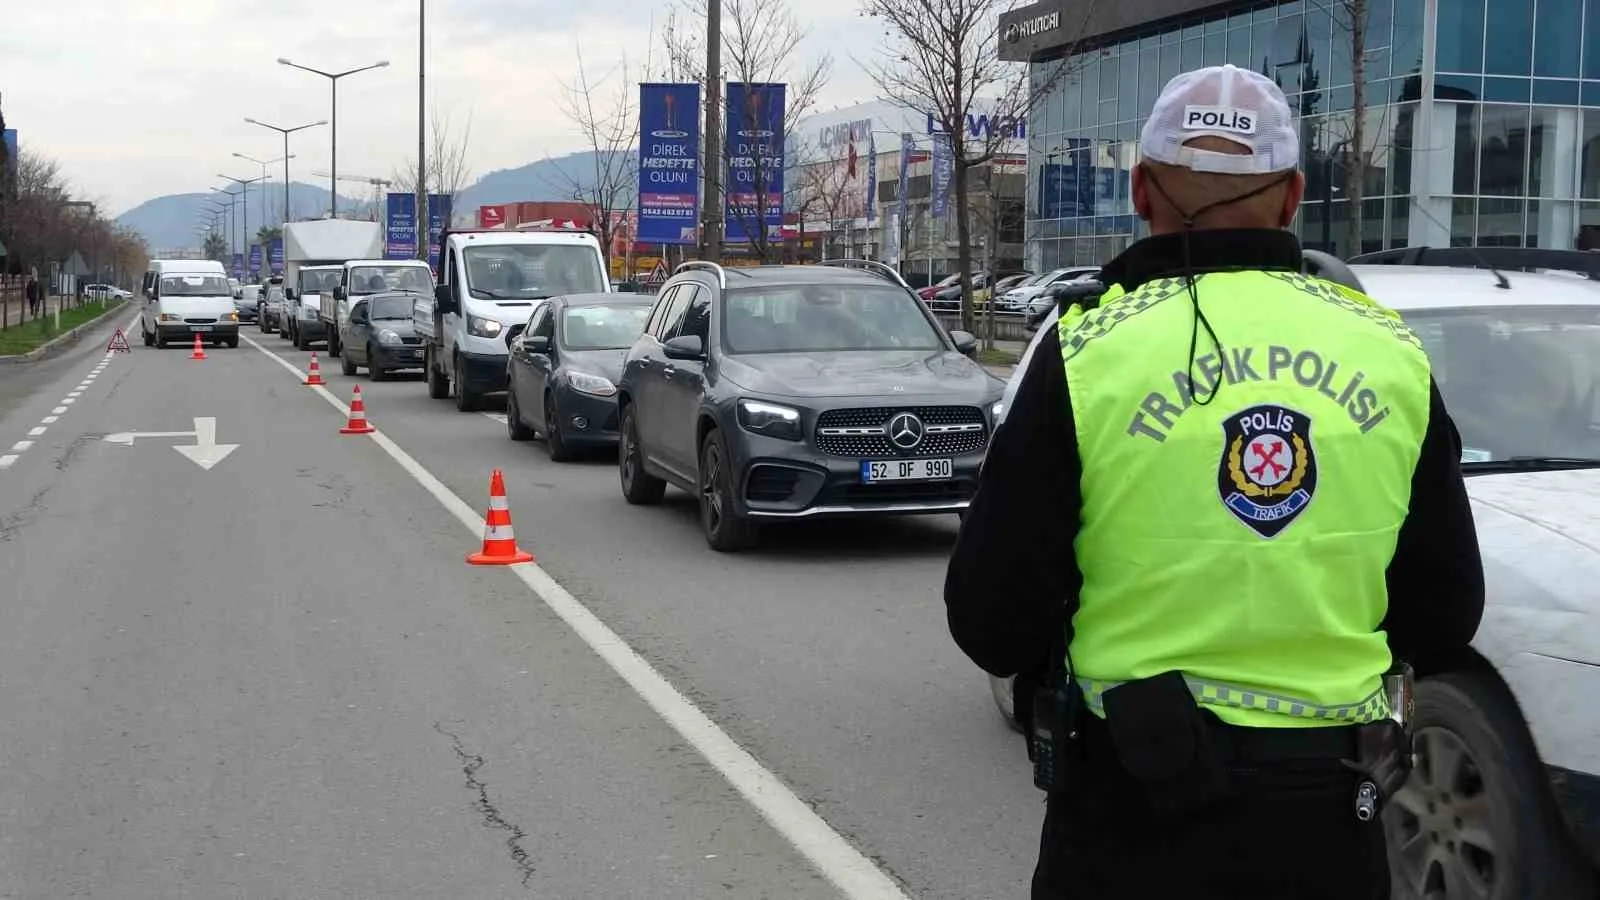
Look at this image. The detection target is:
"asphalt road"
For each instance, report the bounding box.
[0,317,1042,899]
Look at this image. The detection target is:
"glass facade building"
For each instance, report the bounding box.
[1021,0,1600,270]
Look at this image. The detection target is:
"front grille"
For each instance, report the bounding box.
[745,465,801,503]
[183,317,217,324]
[814,406,986,458]
[399,335,423,345]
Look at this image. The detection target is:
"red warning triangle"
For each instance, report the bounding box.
[107,328,132,353]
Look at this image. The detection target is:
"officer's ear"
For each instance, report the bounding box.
[1279,170,1306,229]
[1131,165,1154,222]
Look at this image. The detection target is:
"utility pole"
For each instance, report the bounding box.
[700,0,723,262]
[418,0,429,264]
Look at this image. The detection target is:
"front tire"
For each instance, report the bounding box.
[698,428,757,552]
[341,350,357,376]
[505,388,535,441]
[544,392,574,462]
[294,325,310,351]
[618,404,666,505]
[452,354,479,412]
[225,337,239,349]
[368,345,387,381]
[1385,670,1596,900]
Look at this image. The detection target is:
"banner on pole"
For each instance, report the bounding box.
[248,244,263,274]
[269,237,285,272]
[385,193,418,259]
[724,82,787,243]
[931,133,954,220]
[427,194,451,272]
[637,83,702,245]
[231,253,244,280]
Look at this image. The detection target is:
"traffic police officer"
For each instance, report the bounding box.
[946,65,1485,899]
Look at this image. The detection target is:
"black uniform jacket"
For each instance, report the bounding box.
[945,229,1486,684]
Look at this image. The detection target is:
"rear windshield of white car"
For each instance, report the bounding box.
[349,266,433,295]
[464,245,605,299]
[562,304,651,350]
[722,284,944,354]
[161,275,230,296]
[1403,304,1600,461]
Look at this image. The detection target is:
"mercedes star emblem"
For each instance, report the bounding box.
[887,412,926,450]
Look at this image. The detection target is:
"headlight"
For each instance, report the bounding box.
[737,399,802,441]
[378,329,403,345]
[467,314,502,338]
[158,313,182,322]
[991,401,1006,421]
[226,311,239,321]
[567,371,617,397]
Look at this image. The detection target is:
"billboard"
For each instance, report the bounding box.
[931,133,954,219]
[269,237,285,272]
[230,253,244,280]
[248,244,263,274]
[385,192,417,259]
[637,83,701,245]
[478,204,508,228]
[724,82,786,243]
[427,194,451,272]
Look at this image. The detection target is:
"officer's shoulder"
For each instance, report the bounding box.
[1266,271,1426,352]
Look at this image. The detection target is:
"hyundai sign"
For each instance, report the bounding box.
[637,83,701,245]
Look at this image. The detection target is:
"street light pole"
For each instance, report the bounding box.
[245,117,327,226]
[418,0,428,263]
[219,174,267,263]
[234,152,297,227]
[278,58,391,219]
[210,189,240,259]
[701,0,723,262]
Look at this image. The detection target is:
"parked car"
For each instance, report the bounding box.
[233,284,261,323]
[616,258,1005,551]
[338,293,426,380]
[258,277,286,334]
[918,273,960,302]
[503,293,654,460]
[1000,266,1101,315]
[987,246,1600,900]
[85,283,133,301]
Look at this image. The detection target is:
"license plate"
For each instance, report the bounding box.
[191,325,214,332]
[861,458,953,483]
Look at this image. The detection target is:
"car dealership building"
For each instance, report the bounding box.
[999,0,1600,271]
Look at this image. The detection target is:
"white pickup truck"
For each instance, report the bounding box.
[326,259,434,358]
[416,228,610,411]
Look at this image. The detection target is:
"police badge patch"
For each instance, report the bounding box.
[1218,404,1318,538]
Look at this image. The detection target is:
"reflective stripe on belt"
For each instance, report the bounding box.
[1076,675,1390,723]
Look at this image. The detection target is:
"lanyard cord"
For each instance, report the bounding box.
[1139,166,1295,407]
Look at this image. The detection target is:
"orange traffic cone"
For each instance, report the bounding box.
[340,385,376,434]
[467,469,535,565]
[190,333,207,360]
[304,352,325,386]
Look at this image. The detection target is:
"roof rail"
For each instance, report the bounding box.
[1349,246,1600,281]
[675,260,727,288]
[815,258,912,289]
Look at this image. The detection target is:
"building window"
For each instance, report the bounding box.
[1483,0,1533,75]
[1435,0,1485,73]
[1480,104,1531,197]
[1534,0,1583,77]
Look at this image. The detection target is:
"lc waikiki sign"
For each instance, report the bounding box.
[926,111,1026,141]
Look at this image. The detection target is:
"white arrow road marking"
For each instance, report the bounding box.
[102,419,238,471]
[172,418,237,471]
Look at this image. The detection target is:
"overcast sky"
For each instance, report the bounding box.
[1,0,883,216]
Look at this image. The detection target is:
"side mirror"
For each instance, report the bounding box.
[949,329,978,357]
[284,287,296,300]
[434,283,457,314]
[333,285,346,301]
[526,334,552,354]
[662,334,705,360]
[505,323,527,347]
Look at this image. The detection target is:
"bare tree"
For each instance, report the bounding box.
[664,0,832,262]
[556,45,640,274]
[864,0,1090,332]
[1335,0,1368,256]
[392,106,476,215]
[792,138,870,259]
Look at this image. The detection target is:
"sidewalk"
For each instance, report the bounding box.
[0,293,74,330]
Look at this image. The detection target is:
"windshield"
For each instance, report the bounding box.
[463,244,606,300]
[160,275,230,297]
[300,270,341,294]
[722,284,946,354]
[561,304,651,350]
[1404,305,1600,463]
[350,265,432,296]
[367,296,414,320]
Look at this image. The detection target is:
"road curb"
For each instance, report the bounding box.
[0,300,128,365]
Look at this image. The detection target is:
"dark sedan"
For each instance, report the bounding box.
[616,260,1005,552]
[505,293,653,460]
[338,293,426,379]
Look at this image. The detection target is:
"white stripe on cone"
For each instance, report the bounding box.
[482,524,516,541]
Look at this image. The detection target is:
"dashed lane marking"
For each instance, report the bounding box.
[1,313,138,474]
[240,334,914,900]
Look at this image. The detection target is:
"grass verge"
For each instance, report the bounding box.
[0,299,125,356]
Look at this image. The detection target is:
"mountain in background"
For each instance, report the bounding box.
[118,150,632,251]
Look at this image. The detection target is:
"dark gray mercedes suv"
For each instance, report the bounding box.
[616,259,1006,551]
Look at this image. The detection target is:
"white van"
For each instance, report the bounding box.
[140,259,241,349]
[419,229,609,410]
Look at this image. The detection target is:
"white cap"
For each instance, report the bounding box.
[1139,64,1299,176]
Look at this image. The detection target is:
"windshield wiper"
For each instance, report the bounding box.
[1462,456,1600,473]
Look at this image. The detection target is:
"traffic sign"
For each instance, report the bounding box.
[106,328,132,353]
[644,260,669,286]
